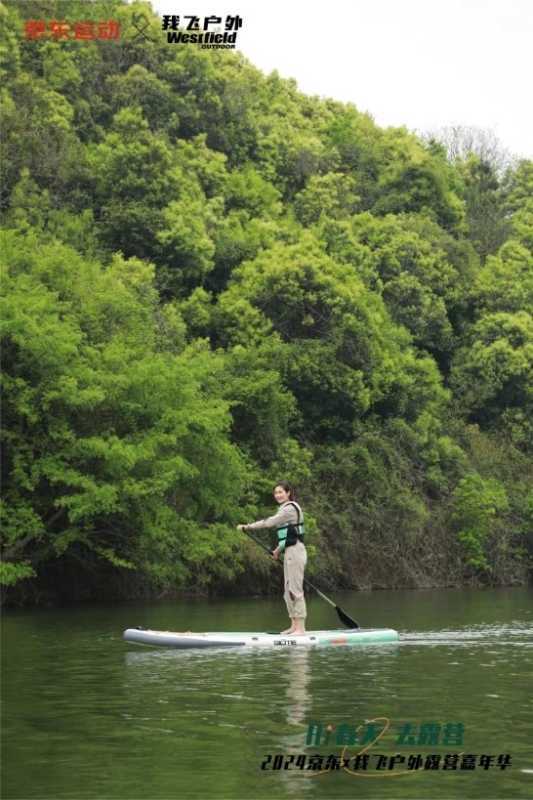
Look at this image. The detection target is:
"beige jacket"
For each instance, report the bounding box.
[244,501,304,553]
[244,500,303,530]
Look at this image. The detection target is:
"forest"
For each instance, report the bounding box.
[1,0,532,605]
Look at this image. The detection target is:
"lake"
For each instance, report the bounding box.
[2,586,532,799]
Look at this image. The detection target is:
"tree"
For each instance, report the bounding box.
[452,473,509,574]
[0,229,248,591]
[423,125,515,177]
[450,311,533,452]
[85,106,179,260]
[456,155,512,261]
[214,232,449,441]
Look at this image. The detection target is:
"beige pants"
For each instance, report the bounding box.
[283,540,307,619]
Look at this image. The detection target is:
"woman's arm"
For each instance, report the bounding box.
[239,504,295,531]
[238,504,298,559]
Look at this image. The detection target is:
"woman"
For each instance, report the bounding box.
[238,481,307,635]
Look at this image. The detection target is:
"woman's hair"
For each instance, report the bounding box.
[274,481,296,500]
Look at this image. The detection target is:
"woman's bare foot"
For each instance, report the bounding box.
[291,619,306,635]
[280,627,296,634]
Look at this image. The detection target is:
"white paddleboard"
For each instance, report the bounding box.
[123,627,399,649]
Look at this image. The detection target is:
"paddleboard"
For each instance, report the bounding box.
[123,627,399,649]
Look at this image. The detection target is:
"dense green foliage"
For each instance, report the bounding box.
[1,0,532,604]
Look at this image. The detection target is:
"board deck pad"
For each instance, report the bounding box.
[123,627,399,649]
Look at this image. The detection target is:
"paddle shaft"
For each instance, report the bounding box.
[242,528,359,629]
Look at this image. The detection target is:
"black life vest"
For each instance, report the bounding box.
[276,501,305,549]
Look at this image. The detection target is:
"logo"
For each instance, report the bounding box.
[22,13,243,49]
[129,12,157,43]
[24,19,120,41]
[260,719,513,777]
[162,14,243,49]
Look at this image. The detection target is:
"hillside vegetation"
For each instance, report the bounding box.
[1,0,532,605]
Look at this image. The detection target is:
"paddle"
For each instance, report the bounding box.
[242,528,359,629]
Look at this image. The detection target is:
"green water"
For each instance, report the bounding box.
[2,586,532,800]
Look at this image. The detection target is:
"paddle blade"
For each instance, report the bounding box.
[335,605,359,629]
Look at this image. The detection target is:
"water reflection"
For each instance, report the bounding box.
[285,648,312,726]
[278,649,313,796]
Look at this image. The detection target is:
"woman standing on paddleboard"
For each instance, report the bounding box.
[238,482,307,635]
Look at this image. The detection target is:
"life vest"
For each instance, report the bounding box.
[277,501,305,549]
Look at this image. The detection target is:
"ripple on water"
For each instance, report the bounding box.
[399,621,533,648]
